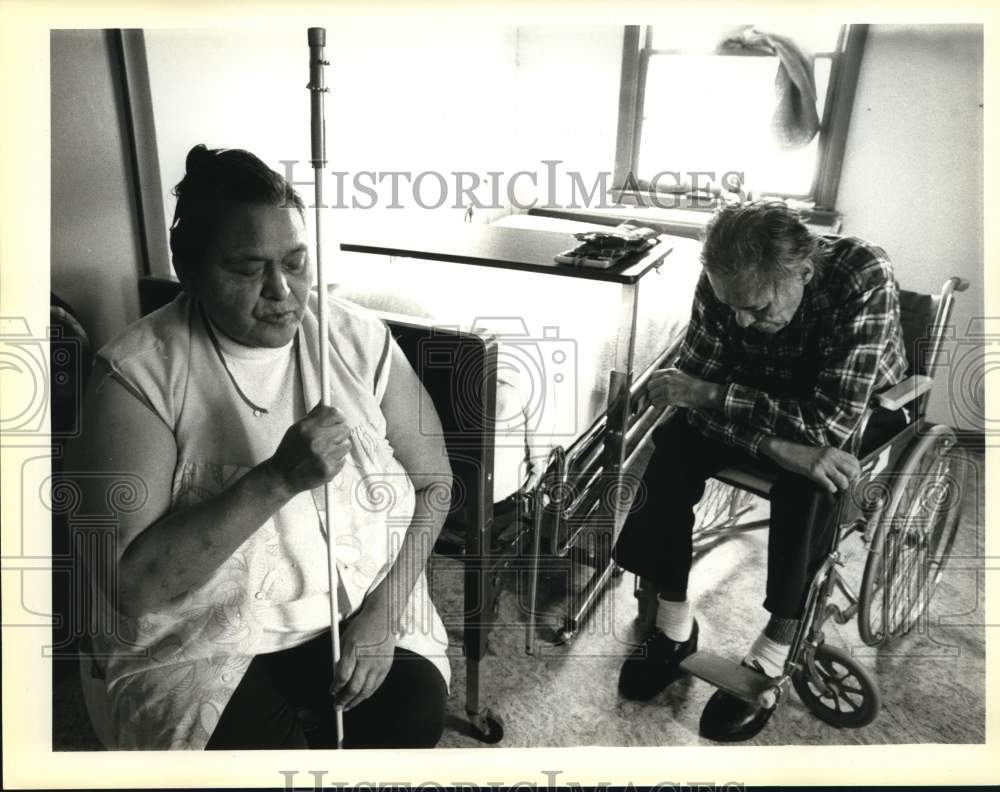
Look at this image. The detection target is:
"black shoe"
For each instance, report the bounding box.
[698,662,776,742]
[618,620,699,701]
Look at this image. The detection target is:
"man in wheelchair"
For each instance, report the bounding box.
[612,200,909,741]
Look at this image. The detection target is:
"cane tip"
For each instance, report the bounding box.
[308,27,326,46]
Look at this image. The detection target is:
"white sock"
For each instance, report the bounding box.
[655,597,693,642]
[744,631,789,678]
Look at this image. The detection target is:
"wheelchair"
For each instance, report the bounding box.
[634,276,970,730]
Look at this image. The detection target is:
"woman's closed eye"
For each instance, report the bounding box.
[227,256,304,278]
[230,260,266,278]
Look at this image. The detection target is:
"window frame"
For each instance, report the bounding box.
[612,23,868,219]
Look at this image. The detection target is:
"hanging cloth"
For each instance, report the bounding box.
[721,26,820,149]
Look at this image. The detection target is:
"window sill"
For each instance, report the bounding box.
[530,195,842,238]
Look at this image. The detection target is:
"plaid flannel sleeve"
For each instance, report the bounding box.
[722,263,900,450]
[686,408,770,457]
[675,273,770,457]
[674,273,729,382]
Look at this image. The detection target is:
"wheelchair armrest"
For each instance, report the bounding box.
[871,374,933,411]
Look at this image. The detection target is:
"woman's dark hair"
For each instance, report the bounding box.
[700,200,819,285]
[169,145,305,280]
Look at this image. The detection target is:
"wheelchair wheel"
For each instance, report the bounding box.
[792,643,880,728]
[694,478,756,533]
[857,426,966,646]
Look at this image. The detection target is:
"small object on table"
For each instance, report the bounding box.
[554,223,661,269]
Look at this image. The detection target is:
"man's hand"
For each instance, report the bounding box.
[647,367,724,410]
[331,599,397,712]
[760,437,861,494]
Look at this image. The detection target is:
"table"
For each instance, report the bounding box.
[340,223,675,740]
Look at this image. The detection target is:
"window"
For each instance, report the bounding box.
[613,24,867,217]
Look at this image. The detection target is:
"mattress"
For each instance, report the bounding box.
[331,213,703,500]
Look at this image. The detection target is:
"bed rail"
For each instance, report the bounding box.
[521,332,684,650]
[541,336,682,557]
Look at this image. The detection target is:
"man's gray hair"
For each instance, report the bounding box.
[700,200,820,285]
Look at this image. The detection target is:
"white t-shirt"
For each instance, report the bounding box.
[210,323,352,638]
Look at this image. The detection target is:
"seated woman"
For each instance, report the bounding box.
[71,145,452,750]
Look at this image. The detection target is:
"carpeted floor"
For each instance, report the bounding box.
[53,449,985,750]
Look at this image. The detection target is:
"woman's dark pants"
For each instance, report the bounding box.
[206,633,447,750]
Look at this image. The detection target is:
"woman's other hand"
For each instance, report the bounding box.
[265,404,351,496]
[331,602,397,711]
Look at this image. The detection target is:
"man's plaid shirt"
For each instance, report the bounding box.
[676,235,908,457]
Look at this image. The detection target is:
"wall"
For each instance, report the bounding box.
[50,30,143,350]
[837,24,984,431]
[512,27,623,207]
[143,24,521,256]
[141,25,625,259]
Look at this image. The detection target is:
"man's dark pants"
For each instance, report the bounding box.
[612,410,906,619]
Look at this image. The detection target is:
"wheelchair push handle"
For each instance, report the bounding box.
[945,276,969,294]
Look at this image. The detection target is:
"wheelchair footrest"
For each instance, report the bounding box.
[681,652,775,703]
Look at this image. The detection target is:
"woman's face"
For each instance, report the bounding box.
[193,203,312,348]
